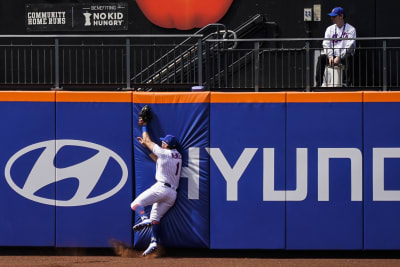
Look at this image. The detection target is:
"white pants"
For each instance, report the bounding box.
[130,182,177,222]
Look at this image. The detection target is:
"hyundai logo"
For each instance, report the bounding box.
[5,140,128,207]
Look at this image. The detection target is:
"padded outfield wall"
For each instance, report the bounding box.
[0,91,400,249]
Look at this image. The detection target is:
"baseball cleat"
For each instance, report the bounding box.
[132,218,152,232]
[142,242,157,256]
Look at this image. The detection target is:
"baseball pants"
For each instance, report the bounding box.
[131,181,177,222]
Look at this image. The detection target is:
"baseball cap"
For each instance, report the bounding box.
[160,134,178,148]
[328,7,345,17]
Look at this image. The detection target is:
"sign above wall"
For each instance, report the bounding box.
[25,3,128,32]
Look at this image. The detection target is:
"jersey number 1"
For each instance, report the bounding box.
[175,162,180,176]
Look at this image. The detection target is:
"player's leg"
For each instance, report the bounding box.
[142,203,163,256]
[142,220,160,256]
[131,204,147,220]
[130,184,162,231]
[143,197,176,256]
[130,205,152,231]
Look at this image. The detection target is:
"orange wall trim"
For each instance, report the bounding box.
[364,92,400,102]
[0,91,55,102]
[133,92,210,103]
[56,91,132,103]
[210,92,286,103]
[287,92,363,103]
[2,91,400,103]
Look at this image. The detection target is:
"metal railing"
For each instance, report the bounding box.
[0,34,203,90]
[130,24,229,90]
[204,37,400,91]
[0,35,398,91]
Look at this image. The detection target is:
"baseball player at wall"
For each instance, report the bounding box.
[315,7,357,86]
[130,105,182,256]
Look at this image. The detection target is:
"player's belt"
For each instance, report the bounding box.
[164,183,177,191]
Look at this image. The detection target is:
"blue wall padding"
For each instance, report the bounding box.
[209,101,286,249]
[3,91,400,250]
[133,97,210,248]
[286,99,363,249]
[364,101,400,249]
[55,99,133,247]
[0,98,56,246]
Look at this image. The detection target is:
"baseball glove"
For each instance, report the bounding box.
[139,105,153,123]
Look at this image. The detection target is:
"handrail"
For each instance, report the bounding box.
[1,35,397,42]
[0,34,204,38]
[130,15,267,85]
[130,24,228,84]
[205,37,400,42]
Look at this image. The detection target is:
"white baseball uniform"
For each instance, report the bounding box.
[131,144,182,222]
[322,23,356,58]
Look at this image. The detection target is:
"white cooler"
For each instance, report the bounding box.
[321,65,344,87]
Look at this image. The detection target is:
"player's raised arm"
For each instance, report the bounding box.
[136,105,157,161]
